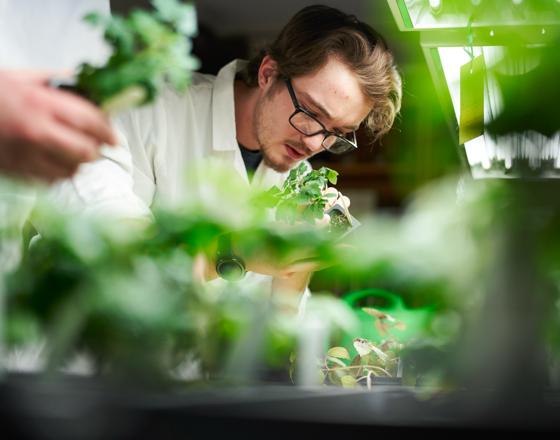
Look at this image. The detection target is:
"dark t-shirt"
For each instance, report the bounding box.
[239,143,262,179]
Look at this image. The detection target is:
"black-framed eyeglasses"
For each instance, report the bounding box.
[284,78,358,155]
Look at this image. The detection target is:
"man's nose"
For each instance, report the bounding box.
[302,132,324,153]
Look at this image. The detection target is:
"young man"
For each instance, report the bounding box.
[45,5,402,299]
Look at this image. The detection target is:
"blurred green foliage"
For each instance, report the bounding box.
[486,41,560,138]
[5,160,560,391]
[1,164,349,386]
[75,0,199,111]
[4,0,560,392]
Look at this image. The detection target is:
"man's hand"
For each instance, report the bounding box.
[316,187,351,227]
[0,70,117,183]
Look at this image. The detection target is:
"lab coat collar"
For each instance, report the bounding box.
[211,59,247,153]
[210,59,292,190]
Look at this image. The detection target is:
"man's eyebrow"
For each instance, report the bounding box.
[300,91,332,119]
[300,91,359,132]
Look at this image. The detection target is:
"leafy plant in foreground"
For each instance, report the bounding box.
[73,0,199,112]
[2,171,343,385]
[264,163,353,235]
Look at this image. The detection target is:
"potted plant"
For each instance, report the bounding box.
[264,162,360,237]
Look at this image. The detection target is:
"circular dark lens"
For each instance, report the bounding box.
[217,260,245,281]
[327,139,351,154]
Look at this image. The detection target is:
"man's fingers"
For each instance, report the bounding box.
[19,150,77,183]
[322,187,351,210]
[315,213,331,228]
[41,122,100,166]
[2,70,51,85]
[47,88,117,146]
[324,187,339,209]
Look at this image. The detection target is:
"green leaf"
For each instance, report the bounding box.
[153,0,198,35]
[328,371,342,385]
[83,12,104,26]
[252,187,281,209]
[340,375,357,388]
[302,183,322,198]
[327,346,350,360]
[76,0,199,110]
[100,85,147,113]
[302,204,324,222]
[130,10,168,46]
[104,16,135,57]
[326,169,338,185]
[326,356,347,367]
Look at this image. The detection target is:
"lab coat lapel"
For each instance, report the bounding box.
[209,59,292,191]
[211,60,250,185]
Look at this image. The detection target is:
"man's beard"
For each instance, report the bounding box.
[260,143,290,173]
[253,94,291,173]
[260,139,314,173]
[253,85,313,173]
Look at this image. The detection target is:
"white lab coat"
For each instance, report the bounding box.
[0,0,110,274]
[42,59,310,309]
[46,60,291,218]
[0,0,110,70]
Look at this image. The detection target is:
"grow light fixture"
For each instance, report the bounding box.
[387,0,560,178]
[389,0,560,31]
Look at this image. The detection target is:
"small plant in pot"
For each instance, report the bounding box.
[321,337,404,389]
[264,162,359,237]
[288,302,408,389]
[320,303,407,389]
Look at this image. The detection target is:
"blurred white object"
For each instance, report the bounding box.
[296,314,328,387]
[4,341,46,372]
[0,0,110,70]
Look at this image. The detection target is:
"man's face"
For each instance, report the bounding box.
[254,56,371,173]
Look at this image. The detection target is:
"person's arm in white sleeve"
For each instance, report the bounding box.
[44,110,154,225]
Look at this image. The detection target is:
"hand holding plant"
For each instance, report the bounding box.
[264,162,356,236]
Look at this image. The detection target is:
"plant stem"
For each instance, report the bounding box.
[322,364,392,376]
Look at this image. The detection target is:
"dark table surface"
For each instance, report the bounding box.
[1,373,560,439]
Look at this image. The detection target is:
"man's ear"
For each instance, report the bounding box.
[257,55,278,88]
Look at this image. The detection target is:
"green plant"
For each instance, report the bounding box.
[320,305,406,389]
[74,0,199,112]
[322,338,403,389]
[264,162,352,235]
[2,167,347,385]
